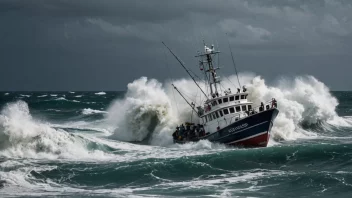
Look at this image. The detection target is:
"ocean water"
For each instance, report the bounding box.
[1,76,352,197]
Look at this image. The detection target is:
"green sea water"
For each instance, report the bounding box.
[0,89,352,198]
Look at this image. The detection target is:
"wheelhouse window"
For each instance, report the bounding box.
[235,95,239,100]
[229,107,235,113]
[241,95,245,99]
[229,96,234,101]
[223,97,228,103]
[242,105,247,111]
[218,99,223,104]
[208,115,212,121]
[236,106,241,112]
[212,101,217,106]
[224,109,229,115]
[219,111,223,117]
[215,111,220,118]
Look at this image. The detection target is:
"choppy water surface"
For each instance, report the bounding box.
[1,76,352,197]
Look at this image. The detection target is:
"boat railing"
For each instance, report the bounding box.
[204,98,277,128]
[249,98,277,114]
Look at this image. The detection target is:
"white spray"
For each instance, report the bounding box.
[107,75,349,145]
[106,77,179,145]
[0,101,113,160]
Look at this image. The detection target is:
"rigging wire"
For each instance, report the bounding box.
[226,33,241,88]
[219,70,237,89]
[180,90,201,107]
[162,42,208,100]
[172,84,200,117]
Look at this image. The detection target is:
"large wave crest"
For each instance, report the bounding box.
[0,101,112,159]
[107,75,350,145]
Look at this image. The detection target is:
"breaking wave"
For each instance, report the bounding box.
[53,97,80,103]
[95,92,106,95]
[107,75,350,145]
[245,75,350,141]
[82,108,107,115]
[0,101,113,160]
[54,97,67,101]
[106,77,177,145]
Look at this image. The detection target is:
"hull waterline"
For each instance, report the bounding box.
[174,108,279,148]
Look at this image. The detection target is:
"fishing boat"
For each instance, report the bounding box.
[163,42,279,147]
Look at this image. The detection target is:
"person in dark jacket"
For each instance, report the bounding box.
[260,102,264,112]
[242,86,247,92]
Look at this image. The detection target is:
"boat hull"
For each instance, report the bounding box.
[174,108,279,148]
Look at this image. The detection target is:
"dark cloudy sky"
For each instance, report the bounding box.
[0,0,351,91]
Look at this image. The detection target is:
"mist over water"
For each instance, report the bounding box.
[1,75,352,197]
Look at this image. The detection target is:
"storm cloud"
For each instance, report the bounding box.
[0,0,351,90]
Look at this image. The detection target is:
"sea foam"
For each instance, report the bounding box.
[106,77,177,145]
[107,75,348,145]
[0,101,113,160]
[82,108,107,115]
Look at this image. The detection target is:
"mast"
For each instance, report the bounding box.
[162,42,208,100]
[196,44,221,98]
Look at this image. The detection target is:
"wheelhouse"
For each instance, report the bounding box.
[200,92,252,130]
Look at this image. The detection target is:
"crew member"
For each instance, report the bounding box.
[199,127,205,137]
[260,102,264,112]
[243,86,247,92]
[173,126,180,139]
[180,124,185,137]
[272,98,277,108]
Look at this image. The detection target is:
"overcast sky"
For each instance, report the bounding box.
[0,0,351,91]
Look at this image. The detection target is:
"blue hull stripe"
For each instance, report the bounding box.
[201,109,279,144]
